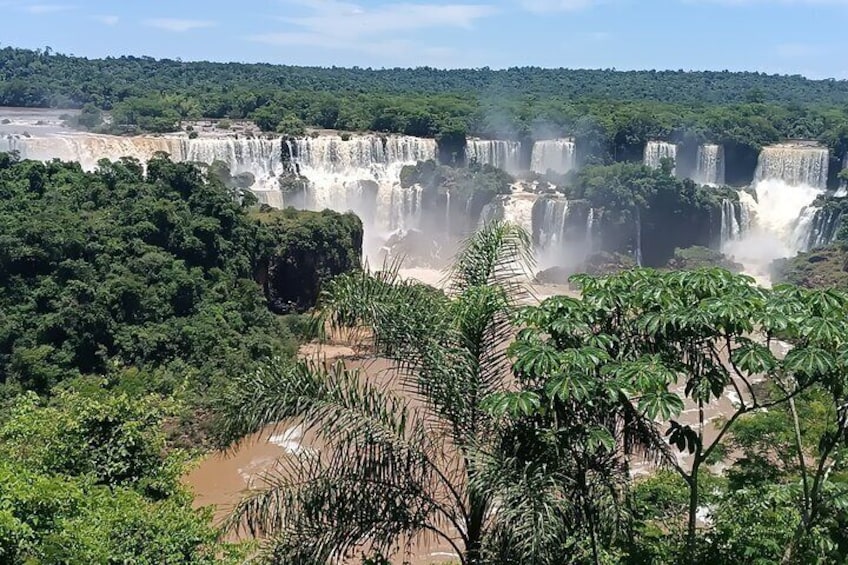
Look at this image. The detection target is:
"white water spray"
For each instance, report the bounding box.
[724,144,828,280]
[644,141,677,174]
[531,139,577,175]
[465,139,522,173]
[695,144,725,186]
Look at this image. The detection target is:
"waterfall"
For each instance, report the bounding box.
[635,208,643,267]
[720,199,742,243]
[445,190,452,235]
[289,134,437,237]
[183,137,283,191]
[799,208,844,250]
[2,130,439,261]
[754,144,829,190]
[747,145,829,254]
[465,139,522,172]
[644,141,677,173]
[695,144,725,186]
[0,133,184,170]
[836,154,848,197]
[500,194,536,236]
[530,139,577,175]
[255,190,285,209]
[586,208,595,253]
[722,148,826,280]
[534,198,569,249]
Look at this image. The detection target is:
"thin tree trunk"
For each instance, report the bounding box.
[686,461,700,565]
[465,489,487,565]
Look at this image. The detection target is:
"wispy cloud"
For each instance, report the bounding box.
[145,18,216,32]
[521,0,600,12]
[24,3,72,14]
[249,1,496,63]
[92,14,119,26]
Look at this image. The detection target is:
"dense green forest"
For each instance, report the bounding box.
[0,152,363,561]
[4,45,848,107]
[4,46,848,180]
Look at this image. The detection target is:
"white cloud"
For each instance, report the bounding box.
[282,1,495,37]
[145,18,216,32]
[92,14,119,25]
[521,0,599,12]
[250,1,496,60]
[24,4,72,14]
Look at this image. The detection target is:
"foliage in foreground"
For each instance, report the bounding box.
[222,228,848,563]
[219,222,537,565]
[498,268,848,563]
[0,379,240,563]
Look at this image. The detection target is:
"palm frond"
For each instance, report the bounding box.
[227,452,437,563]
[447,220,535,303]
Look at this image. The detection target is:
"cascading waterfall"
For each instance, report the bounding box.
[723,144,829,280]
[501,194,536,237]
[288,134,437,237]
[695,144,725,186]
[719,194,756,246]
[754,144,829,190]
[445,190,452,235]
[531,139,577,175]
[535,198,570,250]
[836,154,848,198]
[0,133,184,170]
[644,141,678,173]
[2,130,439,261]
[183,137,283,191]
[797,208,843,250]
[465,139,522,173]
[720,199,742,243]
[586,208,595,252]
[635,208,643,267]
[254,191,285,209]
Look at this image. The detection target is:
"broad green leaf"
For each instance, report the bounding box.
[638,391,684,420]
[783,347,836,380]
[732,342,777,375]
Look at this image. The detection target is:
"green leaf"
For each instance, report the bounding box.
[638,391,684,420]
[783,347,836,380]
[732,342,777,375]
[545,372,594,403]
[586,427,616,453]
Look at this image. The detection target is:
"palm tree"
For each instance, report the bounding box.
[217,221,536,564]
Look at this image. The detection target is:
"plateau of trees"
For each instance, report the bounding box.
[220,222,848,564]
[562,160,734,266]
[0,151,362,562]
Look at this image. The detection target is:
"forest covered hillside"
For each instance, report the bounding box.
[3,46,848,107]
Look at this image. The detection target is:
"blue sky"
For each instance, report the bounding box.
[0,0,845,77]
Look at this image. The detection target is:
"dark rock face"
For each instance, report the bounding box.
[257,208,363,314]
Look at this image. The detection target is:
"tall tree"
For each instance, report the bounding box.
[218,221,535,564]
[500,269,833,562]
